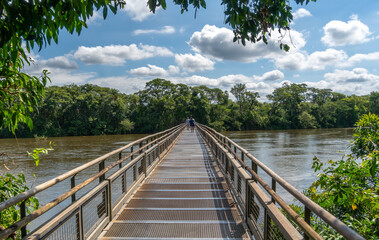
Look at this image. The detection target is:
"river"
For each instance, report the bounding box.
[0,128,353,230]
[222,128,353,203]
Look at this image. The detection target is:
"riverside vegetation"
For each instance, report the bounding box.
[0,79,377,137]
[297,113,379,239]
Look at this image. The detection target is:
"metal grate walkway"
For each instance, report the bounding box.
[98,129,250,239]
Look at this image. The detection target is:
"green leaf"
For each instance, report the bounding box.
[103,6,108,19]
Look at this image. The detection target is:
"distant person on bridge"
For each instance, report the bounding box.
[189,117,195,132]
[186,117,190,130]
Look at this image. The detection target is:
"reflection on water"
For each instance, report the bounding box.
[222,128,353,203]
[0,128,352,229]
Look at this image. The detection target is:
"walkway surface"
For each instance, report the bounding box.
[99,129,250,239]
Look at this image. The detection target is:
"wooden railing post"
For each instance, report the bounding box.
[118,152,122,168]
[304,206,311,240]
[20,201,27,238]
[99,160,105,183]
[271,179,276,204]
[143,152,147,177]
[71,175,76,202]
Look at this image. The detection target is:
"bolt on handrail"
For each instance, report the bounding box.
[197,123,364,240]
[0,124,185,240]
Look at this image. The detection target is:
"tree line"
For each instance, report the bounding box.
[1,78,378,137]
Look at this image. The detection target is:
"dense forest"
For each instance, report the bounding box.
[1,78,378,137]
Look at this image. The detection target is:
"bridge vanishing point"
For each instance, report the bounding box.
[0,124,364,240]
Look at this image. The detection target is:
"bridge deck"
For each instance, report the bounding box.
[99,130,250,239]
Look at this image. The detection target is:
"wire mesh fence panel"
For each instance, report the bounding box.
[82,187,108,239]
[268,216,286,240]
[126,166,135,191]
[111,173,125,206]
[43,211,80,240]
[247,186,265,239]
[137,160,143,177]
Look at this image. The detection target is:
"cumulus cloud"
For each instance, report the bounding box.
[253,70,284,81]
[321,15,372,47]
[300,68,379,96]
[42,56,79,70]
[48,72,96,86]
[274,48,348,70]
[123,0,154,21]
[175,53,215,72]
[188,25,306,63]
[293,8,312,20]
[133,26,175,35]
[346,51,379,66]
[324,68,379,83]
[73,44,173,65]
[24,55,79,74]
[88,76,146,94]
[167,73,288,101]
[129,64,180,77]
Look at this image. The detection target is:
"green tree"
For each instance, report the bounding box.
[305,114,379,239]
[231,83,247,114]
[369,91,379,115]
[267,83,307,129]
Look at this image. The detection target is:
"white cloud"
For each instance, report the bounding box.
[168,73,286,100]
[25,55,79,73]
[299,68,379,96]
[188,24,306,63]
[274,48,348,70]
[42,56,79,70]
[129,64,179,77]
[324,68,379,83]
[133,26,175,35]
[293,8,312,20]
[321,16,372,47]
[47,72,96,86]
[88,76,146,94]
[73,44,173,65]
[175,53,215,72]
[346,51,379,66]
[253,70,284,81]
[130,64,168,77]
[170,74,251,89]
[123,0,154,21]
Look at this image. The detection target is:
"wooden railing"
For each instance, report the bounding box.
[0,124,185,240]
[196,124,364,240]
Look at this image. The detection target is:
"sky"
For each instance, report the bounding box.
[26,0,379,101]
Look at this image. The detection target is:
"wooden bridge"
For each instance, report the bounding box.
[0,124,363,240]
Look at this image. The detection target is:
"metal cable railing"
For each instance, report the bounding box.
[196,124,364,240]
[0,124,185,240]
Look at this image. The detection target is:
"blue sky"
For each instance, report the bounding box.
[26,0,379,100]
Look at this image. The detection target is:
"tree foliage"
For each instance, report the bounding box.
[303,114,379,239]
[0,173,39,238]
[0,81,375,137]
